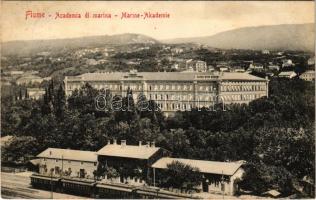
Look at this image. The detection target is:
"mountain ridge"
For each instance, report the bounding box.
[163,23,314,52]
[2,23,314,56]
[2,33,159,56]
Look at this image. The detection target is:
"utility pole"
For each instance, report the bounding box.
[221,170,224,199]
[61,155,64,178]
[50,168,54,199]
[153,168,156,187]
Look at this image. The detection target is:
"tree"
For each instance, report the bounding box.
[105,166,120,181]
[240,162,294,195]
[54,84,66,119]
[160,161,202,191]
[19,88,23,100]
[25,88,28,99]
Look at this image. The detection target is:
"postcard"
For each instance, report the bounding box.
[1,1,315,199]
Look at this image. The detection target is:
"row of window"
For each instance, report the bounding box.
[42,158,97,166]
[221,94,263,101]
[67,83,216,92]
[148,94,216,101]
[221,85,266,92]
[67,82,267,93]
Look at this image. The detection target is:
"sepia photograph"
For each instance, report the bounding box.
[1,1,315,199]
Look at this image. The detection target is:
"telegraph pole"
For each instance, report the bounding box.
[61,155,64,177]
[50,168,54,199]
[221,170,224,199]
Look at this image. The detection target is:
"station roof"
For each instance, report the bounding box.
[97,143,160,160]
[37,148,97,162]
[151,157,243,176]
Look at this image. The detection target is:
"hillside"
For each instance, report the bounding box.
[164,23,314,52]
[2,33,159,56]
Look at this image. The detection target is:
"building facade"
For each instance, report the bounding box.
[186,60,207,72]
[27,88,45,100]
[300,70,315,82]
[96,140,170,186]
[64,71,269,115]
[37,148,98,179]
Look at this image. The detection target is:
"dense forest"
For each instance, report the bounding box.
[1,77,314,196]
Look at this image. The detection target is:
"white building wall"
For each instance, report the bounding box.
[38,158,97,179]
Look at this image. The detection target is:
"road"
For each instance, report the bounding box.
[1,172,87,199]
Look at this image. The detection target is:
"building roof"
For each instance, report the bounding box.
[151,157,243,176]
[262,190,281,197]
[27,88,45,92]
[97,144,160,159]
[37,148,97,162]
[67,72,265,82]
[1,135,13,146]
[17,75,43,81]
[302,70,315,75]
[278,71,297,78]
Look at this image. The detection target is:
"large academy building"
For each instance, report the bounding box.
[64,71,268,115]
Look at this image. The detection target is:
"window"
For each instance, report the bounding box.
[68,160,71,163]
[221,183,225,191]
[81,161,84,165]
[43,158,46,161]
[55,159,58,162]
[94,162,97,166]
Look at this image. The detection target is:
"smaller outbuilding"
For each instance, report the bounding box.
[151,157,245,195]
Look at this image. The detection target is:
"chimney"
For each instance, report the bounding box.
[113,139,117,145]
[139,141,142,147]
[151,142,155,148]
[121,140,126,147]
[107,140,111,145]
[146,141,150,148]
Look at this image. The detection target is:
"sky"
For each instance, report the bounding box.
[1,1,314,42]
